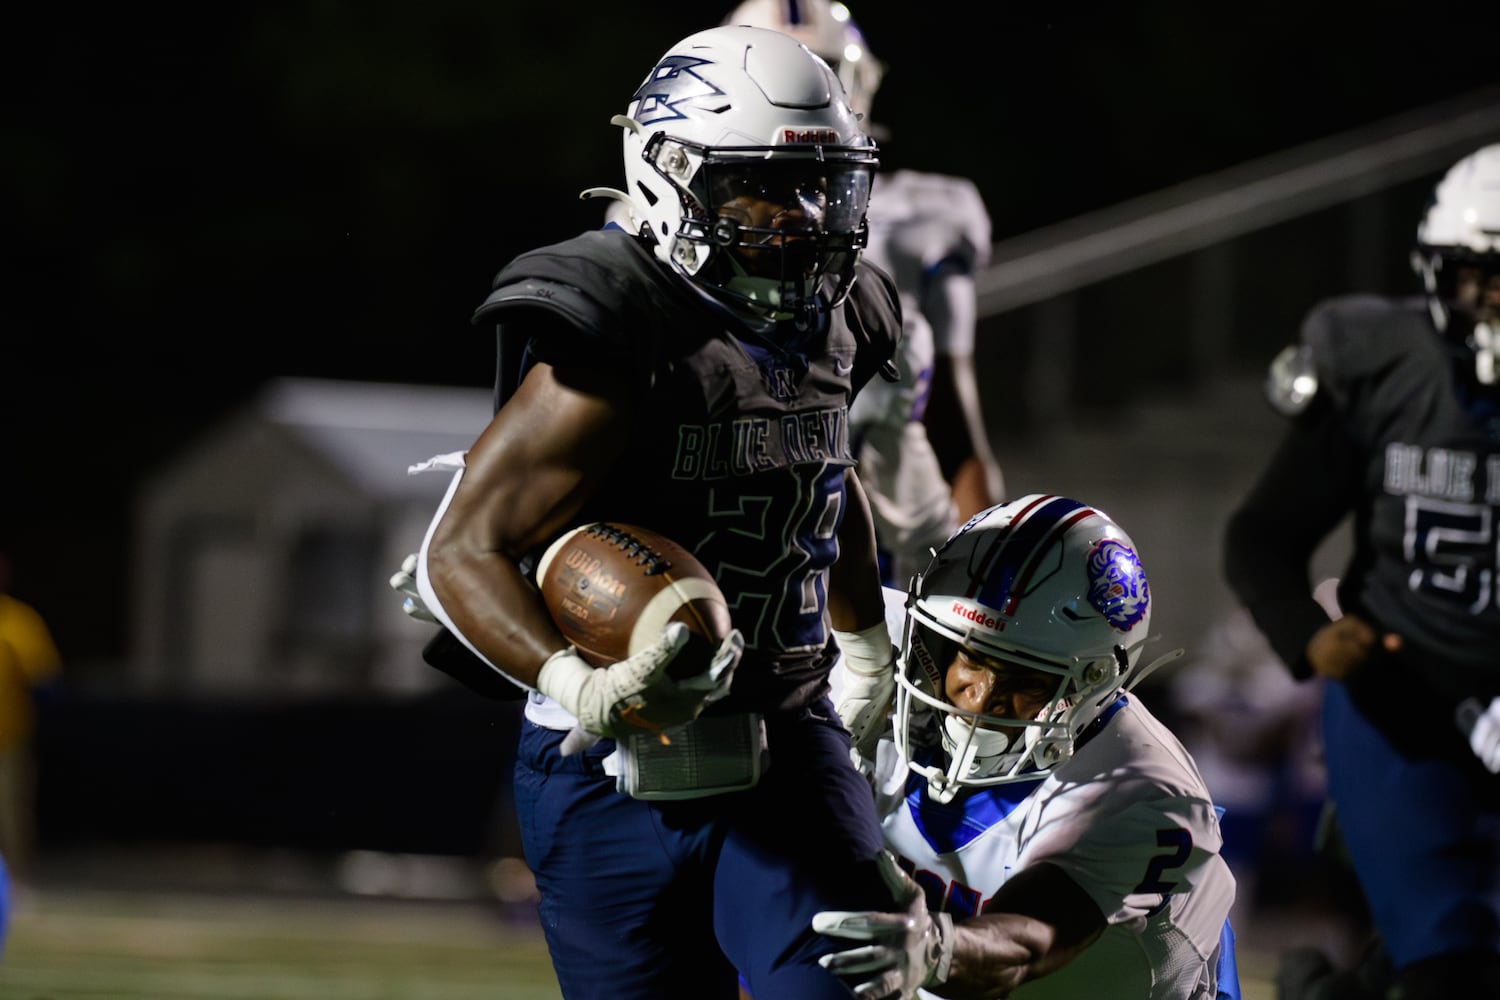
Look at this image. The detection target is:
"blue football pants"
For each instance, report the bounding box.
[513,698,892,1000]
[1322,681,1500,969]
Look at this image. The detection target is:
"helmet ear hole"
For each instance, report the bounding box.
[1082,660,1112,687]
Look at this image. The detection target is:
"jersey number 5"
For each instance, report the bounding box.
[1404,496,1496,614]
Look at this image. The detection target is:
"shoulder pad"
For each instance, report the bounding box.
[1265,343,1319,416]
[473,230,654,329]
[848,260,903,336]
[843,262,903,391]
[473,277,606,331]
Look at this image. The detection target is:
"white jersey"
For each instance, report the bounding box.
[868,696,1234,999]
[850,168,991,582]
[836,589,1237,999]
[863,169,991,358]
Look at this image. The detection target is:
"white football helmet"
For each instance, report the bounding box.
[893,495,1154,802]
[722,1,885,129]
[611,25,877,325]
[1410,143,1500,384]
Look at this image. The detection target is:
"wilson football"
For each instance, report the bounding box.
[536,523,733,676]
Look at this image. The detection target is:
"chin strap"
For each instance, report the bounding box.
[1124,645,1186,692]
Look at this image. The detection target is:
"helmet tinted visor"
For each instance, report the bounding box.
[705,156,872,240]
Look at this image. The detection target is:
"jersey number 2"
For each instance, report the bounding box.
[1134,828,1193,896]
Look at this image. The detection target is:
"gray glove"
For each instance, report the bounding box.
[812,851,954,999]
[388,553,438,623]
[1457,696,1500,773]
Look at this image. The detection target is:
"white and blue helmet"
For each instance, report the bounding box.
[1411,143,1500,384]
[895,495,1154,801]
[608,25,878,324]
[722,1,885,130]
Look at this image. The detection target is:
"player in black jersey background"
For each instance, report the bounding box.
[1224,143,1500,999]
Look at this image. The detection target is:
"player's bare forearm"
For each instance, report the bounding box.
[827,467,886,632]
[951,455,998,524]
[937,862,1106,995]
[426,362,630,686]
[928,353,1004,517]
[930,912,1058,998]
[932,905,1105,999]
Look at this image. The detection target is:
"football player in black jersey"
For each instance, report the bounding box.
[1224,144,1500,999]
[400,25,905,1000]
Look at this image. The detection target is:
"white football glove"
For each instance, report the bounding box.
[388,553,438,623]
[835,622,897,759]
[538,623,743,754]
[1456,696,1500,773]
[813,850,954,999]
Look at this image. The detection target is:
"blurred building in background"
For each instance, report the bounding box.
[36,379,522,878]
[129,377,489,697]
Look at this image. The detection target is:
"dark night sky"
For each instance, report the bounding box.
[6,2,1497,658]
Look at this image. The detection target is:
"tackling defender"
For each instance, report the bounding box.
[820,495,1240,999]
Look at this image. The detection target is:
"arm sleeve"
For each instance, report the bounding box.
[1222,394,1361,678]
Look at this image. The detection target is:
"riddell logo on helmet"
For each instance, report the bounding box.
[782,128,839,144]
[951,601,1004,630]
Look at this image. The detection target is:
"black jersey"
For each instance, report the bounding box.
[473,228,901,711]
[1226,294,1500,751]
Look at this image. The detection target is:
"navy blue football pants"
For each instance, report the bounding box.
[1322,681,1500,969]
[513,698,893,1000]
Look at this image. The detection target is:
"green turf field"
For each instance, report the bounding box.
[1,884,1279,999]
[0,888,563,1000]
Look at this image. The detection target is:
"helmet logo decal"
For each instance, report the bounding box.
[1086,539,1149,631]
[632,55,724,127]
[950,601,1003,631]
[910,632,945,690]
[781,127,841,144]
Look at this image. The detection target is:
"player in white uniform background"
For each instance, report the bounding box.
[724,1,1005,588]
[818,494,1240,999]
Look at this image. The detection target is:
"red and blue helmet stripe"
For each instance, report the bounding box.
[949,495,1093,615]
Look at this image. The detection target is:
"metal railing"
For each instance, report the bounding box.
[975,85,1500,317]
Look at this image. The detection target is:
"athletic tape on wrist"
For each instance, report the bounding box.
[834,620,894,677]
